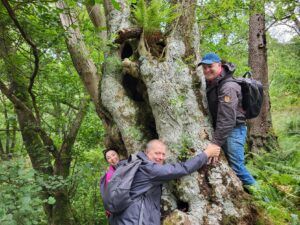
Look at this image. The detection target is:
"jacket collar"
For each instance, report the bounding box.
[137,151,149,161]
[137,151,158,165]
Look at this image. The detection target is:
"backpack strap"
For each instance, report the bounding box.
[218,76,236,87]
[138,196,145,225]
[243,71,252,78]
[128,153,139,162]
[216,76,236,97]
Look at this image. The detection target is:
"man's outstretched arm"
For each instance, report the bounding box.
[144,144,220,182]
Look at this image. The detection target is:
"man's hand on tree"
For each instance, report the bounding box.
[204,143,220,165]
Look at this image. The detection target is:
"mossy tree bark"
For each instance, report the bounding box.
[57,0,127,156]
[248,0,279,153]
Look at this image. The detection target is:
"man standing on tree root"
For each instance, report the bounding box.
[198,53,256,186]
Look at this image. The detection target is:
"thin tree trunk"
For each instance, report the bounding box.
[294,18,300,33]
[86,3,107,40]
[0,138,5,159]
[57,1,100,110]
[52,99,89,225]
[0,76,80,225]
[12,83,55,222]
[10,115,17,151]
[248,0,278,153]
[53,101,63,136]
[57,0,128,155]
[1,95,10,153]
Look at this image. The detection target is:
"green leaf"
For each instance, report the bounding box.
[47,197,56,205]
[132,0,179,33]
[111,0,121,11]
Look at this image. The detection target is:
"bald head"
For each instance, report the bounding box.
[145,140,167,165]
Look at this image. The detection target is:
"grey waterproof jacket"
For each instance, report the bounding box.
[108,151,208,225]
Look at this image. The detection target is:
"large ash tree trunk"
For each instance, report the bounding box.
[248,0,278,153]
[98,0,264,224]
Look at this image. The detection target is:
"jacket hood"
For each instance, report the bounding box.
[137,151,149,161]
[222,62,236,75]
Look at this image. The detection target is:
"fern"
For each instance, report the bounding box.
[247,147,300,225]
[132,0,179,34]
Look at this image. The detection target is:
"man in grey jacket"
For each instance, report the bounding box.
[108,139,220,225]
[198,52,256,186]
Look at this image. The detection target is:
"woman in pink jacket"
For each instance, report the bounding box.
[103,149,120,184]
[100,149,121,217]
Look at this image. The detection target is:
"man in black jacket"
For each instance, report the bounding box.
[198,53,256,186]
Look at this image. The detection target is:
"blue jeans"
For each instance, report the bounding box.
[222,125,256,185]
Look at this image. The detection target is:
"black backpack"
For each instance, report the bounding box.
[101,154,142,214]
[221,72,264,119]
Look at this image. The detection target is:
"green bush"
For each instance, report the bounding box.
[0,157,46,225]
[70,148,108,225]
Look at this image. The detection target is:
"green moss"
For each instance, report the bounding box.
[183,55,195,65]
[222,215,238,225]
[177,134,194,161]
[162,210,185,225]
[169,95,186,108]
[125,126,143,141]
[104,55,122,75]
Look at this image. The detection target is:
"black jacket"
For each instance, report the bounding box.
[206,63,246,146]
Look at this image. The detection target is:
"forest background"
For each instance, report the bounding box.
[0,0,299,225]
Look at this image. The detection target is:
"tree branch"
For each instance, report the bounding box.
[1,0,41,123]
[0,129,21,132]
[55,97,89,178]
[266,14,294,31]
[86,2,107,40]
[57,0,112,124]
[0,79,59,158]
[60,97,89,155]
[60,100,80,110]
[0,80,32,114]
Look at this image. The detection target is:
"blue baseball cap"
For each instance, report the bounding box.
[198,53,221,66]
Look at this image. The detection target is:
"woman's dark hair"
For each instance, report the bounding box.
[102,149,119,161]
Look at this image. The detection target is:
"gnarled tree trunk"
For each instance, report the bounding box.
[102,0,268,224]
[60,0,271,224]
[248,0,278,153]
